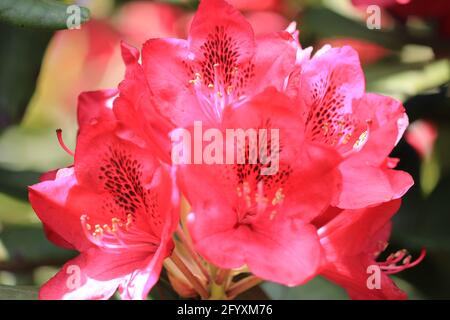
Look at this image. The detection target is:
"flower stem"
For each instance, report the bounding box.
[215,268,230,286]
[170,251,209,299]
[209,281,227,300]
[226,276,262,299]
[176,227,210,280]
[207,268,230,300]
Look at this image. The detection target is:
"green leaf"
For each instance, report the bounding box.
[235,285,269,300]
[0,168,40,200]
[149,275,181,300]
[262,276,348,300]
[0,23,52,130]
[300,7,450,54]
[116,0,198,10]
[0,285,38,300]
[0,193,38,225]
[392,175,450,251]
[0,224,76,268]
[300,7,407,50]
[366,59,450,100]
[0,126,75,171]
[420,152,440,196]
[263,276,424,300]
[391,91,450,252]
[0,0,90,30]
[33,266,59,286]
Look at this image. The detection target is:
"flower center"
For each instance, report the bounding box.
[186,25,255,123]
[81,214,160,253]
[235,180,286,226]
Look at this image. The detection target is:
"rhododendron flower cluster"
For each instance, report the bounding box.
[28,0,424,300]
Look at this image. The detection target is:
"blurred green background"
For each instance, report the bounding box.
[0,0,449,299]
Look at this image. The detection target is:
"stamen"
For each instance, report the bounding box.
[243,182,251,195]
[271,188,285,206]
[212,63,226,116]
[188,69,222,123]
[353,131,368,150]
[56,129,75,156]
[378,248,426,275]
[270,210,277,220]
[235,179,286,224]
[342,133,352,144]
[241,182,252,208]
[255,182,268,214]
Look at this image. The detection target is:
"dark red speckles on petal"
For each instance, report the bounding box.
[188,25,255,99]
[305,72,368,153]
[99,146,148,222]
[97,145,165,232]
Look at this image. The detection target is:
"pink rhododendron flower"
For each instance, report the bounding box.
[316,200,425,299]
[179,89,341,285]
[140,0,297,127]
[29,90,179,300]
[26,0,422,300]
[287,45,413,208]
[114,0,298,162]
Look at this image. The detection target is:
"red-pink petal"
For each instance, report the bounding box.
[335,159,412,209]
[39,247,150,300]
[188,0,255,65]
[28,168,91,252]
[141,38,208,127]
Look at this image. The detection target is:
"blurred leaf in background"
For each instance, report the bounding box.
[0,0,92,292]
[0,23,52,131]
[0,0,90,30]
[0,0,92,130]
[0,285,38,300]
